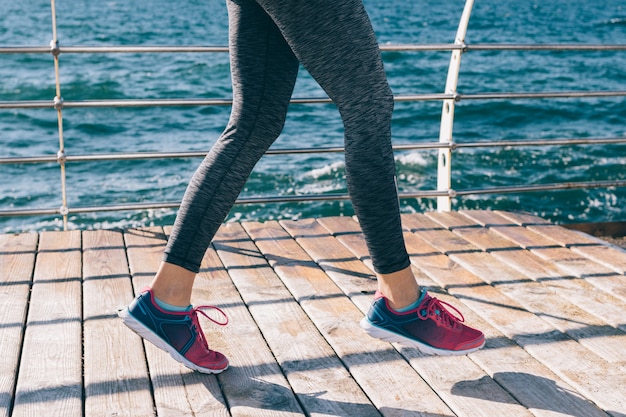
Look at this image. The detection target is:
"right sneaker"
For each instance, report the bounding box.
[360,290,485,355]
[118,287,229,374]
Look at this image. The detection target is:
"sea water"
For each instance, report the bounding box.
[1,0,625,232]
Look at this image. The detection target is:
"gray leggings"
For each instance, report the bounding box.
[164,0,410,274]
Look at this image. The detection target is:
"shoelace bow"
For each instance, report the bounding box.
[189,305,228,349]
[418,297,465,328]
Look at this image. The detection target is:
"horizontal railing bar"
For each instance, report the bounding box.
[0,143,450,164]
[0,100,53,109]
[0,95,441,110]
[466,44,626,51]
[0,207,61,217]
[3,137,626,165]
[0,155,59,164]
[1,45,452,53]
[2,179,624,218]
[2,43,625,55]
[394,94,455,102]
[455,180,626,196]
[459,91,626,100]
[0,45,442,54]
[65,46,232,53]
[454,137,626,148]
[0,98,234,109]
[2,90,624,111]
[0,46,51,53]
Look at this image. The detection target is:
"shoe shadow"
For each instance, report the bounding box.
[451,372,623,417]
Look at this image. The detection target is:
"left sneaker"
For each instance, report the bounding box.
[118,287,229,374]
[360,290,485,355]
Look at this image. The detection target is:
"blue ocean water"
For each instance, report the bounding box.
[1,0,625,233]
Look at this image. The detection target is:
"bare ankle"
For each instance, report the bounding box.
[376,265,420,310]
[150,262,196,307]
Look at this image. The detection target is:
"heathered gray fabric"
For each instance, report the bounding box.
[164,0,410,274]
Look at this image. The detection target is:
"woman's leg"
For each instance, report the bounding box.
[119,0,302,375]
[255,0,418,307]
[152,0,300,305]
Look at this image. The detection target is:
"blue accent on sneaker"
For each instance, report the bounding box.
[154,296,192,312]
[392,288,426,313]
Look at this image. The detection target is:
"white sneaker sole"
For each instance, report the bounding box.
[118,307,228,374]
[360,317,484,356]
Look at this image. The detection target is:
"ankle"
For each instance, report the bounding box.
[382,289,421,310]
[151,286,192,307]
[377,266,420,310]
[149,262,196,307]
[390,289,426,312]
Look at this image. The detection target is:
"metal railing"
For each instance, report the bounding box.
[1,0,626,229]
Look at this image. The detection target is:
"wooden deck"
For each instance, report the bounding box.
[1,210,626,417]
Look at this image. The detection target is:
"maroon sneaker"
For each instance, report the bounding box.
[118,287,229,373]
[360,291,485,355]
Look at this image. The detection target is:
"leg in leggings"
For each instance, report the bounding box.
[165,0,410,275]
[257,0,409,274]
[164,0,299,273]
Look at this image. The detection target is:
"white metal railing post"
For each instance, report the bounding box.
[50,0,69,229]
[437,0,475,211]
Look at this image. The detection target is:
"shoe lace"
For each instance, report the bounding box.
[418,297,465,329]
[188,305,228,349]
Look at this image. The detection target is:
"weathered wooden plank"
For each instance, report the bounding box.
[497,210,626,275]
[0,233,37,417]
[125,227,223,417]
[401,214,626,415]
[491,210,593,245]
[316,216,536,417]
[279,218,377,314]
[214,222,382,417]
[463,210,626,304]
[569,243,626,275]
[197,247,304,417]
[242,219,455,417]
[11,231,82,417]
[82,230,155,417]
[432,211,626,333]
